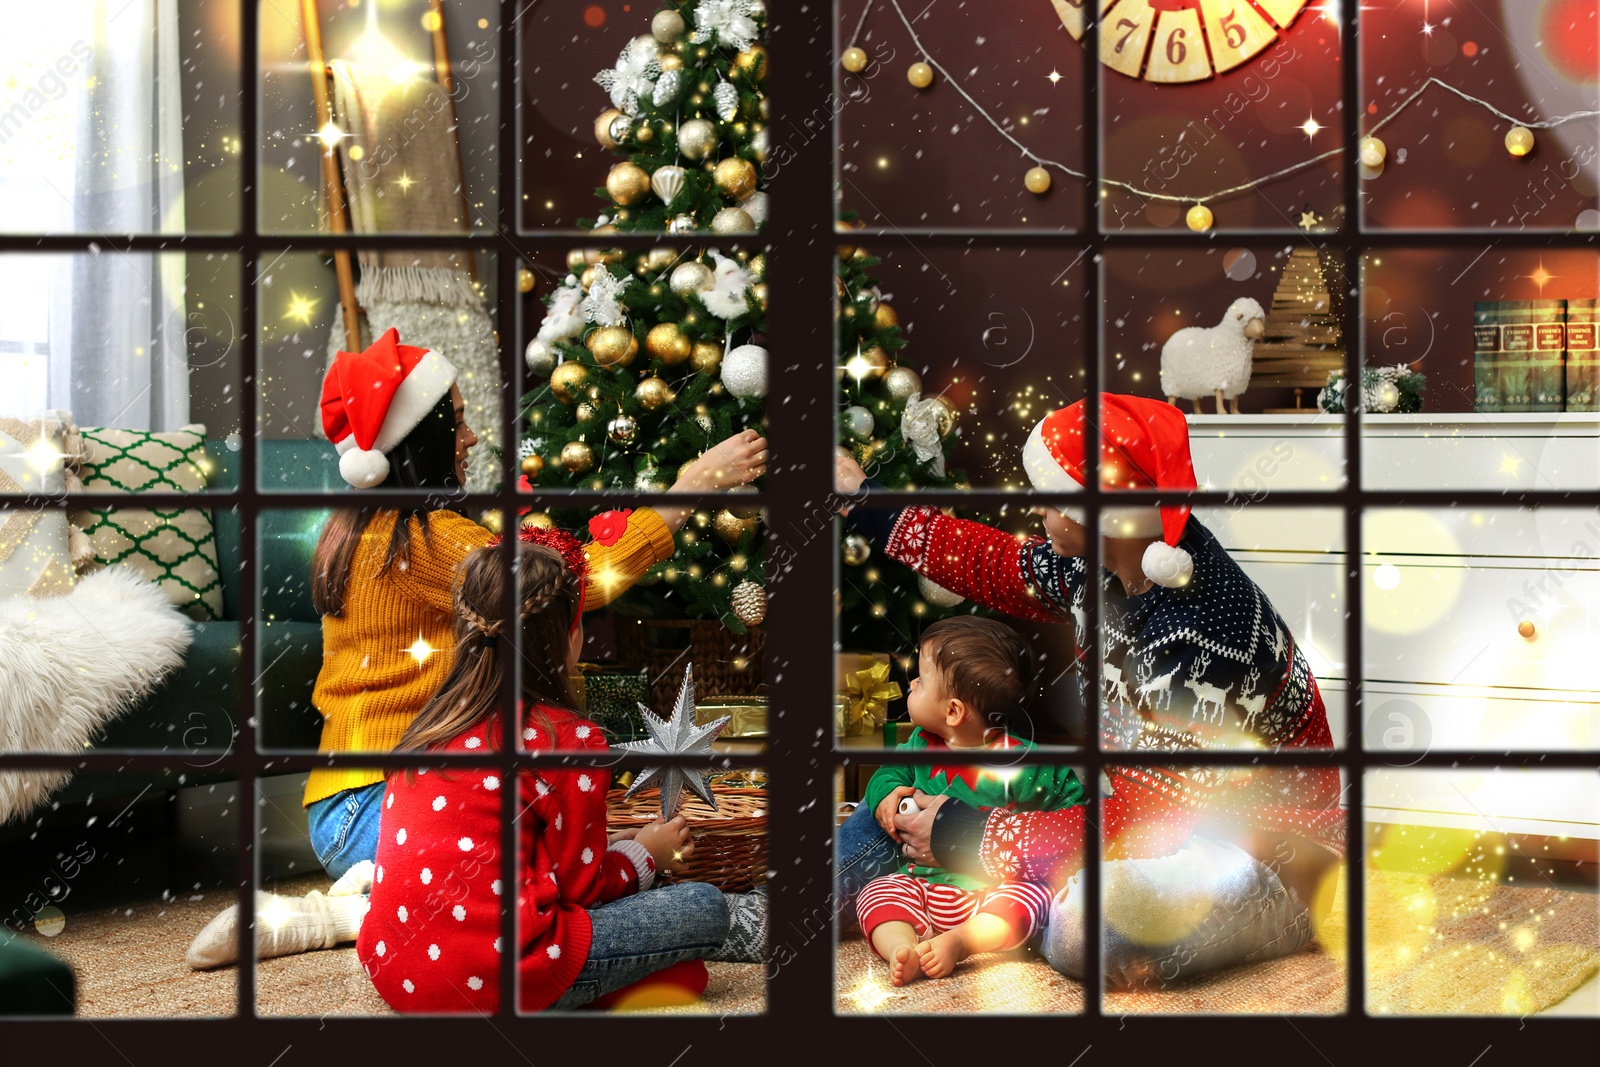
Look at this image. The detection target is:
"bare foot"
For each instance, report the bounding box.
[915,928,972,979]
[890,943,925,986]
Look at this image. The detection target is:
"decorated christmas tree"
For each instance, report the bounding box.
[522,245,767,628]
[585,2,769,235]
[835,229,975,654]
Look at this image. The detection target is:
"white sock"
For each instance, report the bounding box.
[328,860,375,897]
[186,890,369,970]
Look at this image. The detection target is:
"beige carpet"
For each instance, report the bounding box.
[19,873,761,1017]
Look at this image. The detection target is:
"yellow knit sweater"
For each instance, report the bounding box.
[304,507,676,805]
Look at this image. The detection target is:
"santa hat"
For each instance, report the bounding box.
[320,328,459,488]
[1021,394,1198,589]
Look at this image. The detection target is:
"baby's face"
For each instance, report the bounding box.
[905,645,951,738]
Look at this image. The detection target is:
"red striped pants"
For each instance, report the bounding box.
[855,872,1054,956]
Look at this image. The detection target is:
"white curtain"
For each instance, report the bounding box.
[0,1,188,429]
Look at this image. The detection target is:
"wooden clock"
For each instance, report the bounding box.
[1051,0,1309,82]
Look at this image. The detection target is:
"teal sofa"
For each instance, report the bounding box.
[45,439,344,806]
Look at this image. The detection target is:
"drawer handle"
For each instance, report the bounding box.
[1517,620,1536,640]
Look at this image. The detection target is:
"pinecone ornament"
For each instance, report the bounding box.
[730,580,767,627]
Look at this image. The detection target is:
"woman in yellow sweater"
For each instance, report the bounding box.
[304,328,767,880]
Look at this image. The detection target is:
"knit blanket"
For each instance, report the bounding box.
[326,61,502,493]
[0,567,192,823]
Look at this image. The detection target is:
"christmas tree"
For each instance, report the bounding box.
[585,2,769,235]
[522,245,767,628]
[835,229,976,654]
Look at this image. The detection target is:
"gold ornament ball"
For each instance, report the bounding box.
[1024,166,1052,194]
[842,533,872,566]
[907,61,934,89]
[884,365,922,401]
[586,325,638,367]
[651,9,685,42]
[549,361,588,404]
[933,395,959,437]
[522,512,554,530]
[646,322,693,365]
[580,266,597,289]
[691,341,723,374]
[520,454,545,479]
[712,206,756,233]
[646,247,678,272]
[591,224,621,235]
[1185,203,1214,232]
[1358,136,1387,168]
[714,157,759,201]
[575,401,600,424]
[636,375,675,411]
[678,118,718,160]
[1505,126,1535,157]
[636,124,654,145]
[480,511,503,535]
[607,414,638,444]
[735,45,767,80]
[714,509,757,546]
[566,249,589,272]
[670,261,715,295]
[594,108,624,148]
[874,302,899,329]
[856,346,891,380]
[560,440,595,474]
[752,282,769,311]
[517,267,536,293]
[842,46,869,73]
[606,162,651,206]
[749,253,767,278]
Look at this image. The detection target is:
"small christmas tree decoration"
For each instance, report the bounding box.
[842,533,872,566]
[678,117,718,160]
[521,454,545,478]
[525,338,557,376]
[730,580,766,626]
[560,440,596,473]
[646,322,693,364]
[842,46,869,73]
[651,164,687,206]
[1186,203,1214,232]
[606,414,638,444]
[907,61,934,88]
[691,341,723,373]
[843,404,875,438]
[1505,126,1535,157]
[670,261,716,295]
[651,9,686,42]
[714,157,759,200]
[606,162,652,205]
[714,509,758,546]
[636,375,675,410]
[1024,166,1052,194]
[518,268,536,293]
[1358,136,1387,168]
[711,207,756,233]
[874,303,898,329]
[883,365,922,401]
[721,344,768,398]
[616,665,731,819]
[587,325,639,367]
[595,108,626,148]
[550,360,589,403]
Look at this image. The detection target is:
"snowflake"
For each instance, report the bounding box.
[691,0,763,54]
[581,270,633,328]
[594,37,662,116]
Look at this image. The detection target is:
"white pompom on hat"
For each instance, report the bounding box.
[320,328,459,488]
[1023,395,1199,589]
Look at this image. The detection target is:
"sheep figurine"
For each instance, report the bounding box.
[1160,297,1266,414]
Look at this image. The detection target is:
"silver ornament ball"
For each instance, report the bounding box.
[525,338,557,376]
[883,366,922,401]
[843,405,875,439]
[721,344,768,398]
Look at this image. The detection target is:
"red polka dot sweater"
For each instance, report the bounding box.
[356,704,655,1013]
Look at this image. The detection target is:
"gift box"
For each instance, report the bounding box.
[577,665,650,742]
[835,652,900,738]
[695,695,767,738]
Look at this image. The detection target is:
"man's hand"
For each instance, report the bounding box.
[874,786,916,842]
[892,791,950,866]
[835,448,868,496]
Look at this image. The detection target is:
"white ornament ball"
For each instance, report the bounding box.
[918,575,965,609]
[742,189,770,227]
[721,344,768,398]
[525,338,557,376]
[843,405,874,439]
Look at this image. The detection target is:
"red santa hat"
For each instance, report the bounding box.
[1021,394,1198,589]
[320,328,458,488]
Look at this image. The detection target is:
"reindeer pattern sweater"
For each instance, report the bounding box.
[861,505,1345,874]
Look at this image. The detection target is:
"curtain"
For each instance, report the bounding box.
[32,0,189,430]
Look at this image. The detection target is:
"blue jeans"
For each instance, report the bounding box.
[305,782,386,881]
[833,801,901,926]
[1041,835,1313,990]
[548,881,730,1010]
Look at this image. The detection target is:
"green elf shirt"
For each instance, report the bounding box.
[861,727,1085,891]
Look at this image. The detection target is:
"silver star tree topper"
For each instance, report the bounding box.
[616,665,730,819]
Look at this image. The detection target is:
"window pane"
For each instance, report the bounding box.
[835,1,1084,232]
[519,0,771,234]
[1365,768,1599,1016]
[256,247,500,494]
[259,0,500,234]
[1098,4,1344,233]
[1362,506,1600,752]
[0,2,241,235]
[835,761,1087,1014]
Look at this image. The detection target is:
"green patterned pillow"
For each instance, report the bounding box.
[69,424,223,621]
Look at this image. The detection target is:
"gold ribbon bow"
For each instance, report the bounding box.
[842,661,902,731]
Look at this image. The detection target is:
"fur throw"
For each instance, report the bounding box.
[0,567,192,824]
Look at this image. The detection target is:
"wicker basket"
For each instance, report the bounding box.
[605,786,767,892]
[613,618,766,711]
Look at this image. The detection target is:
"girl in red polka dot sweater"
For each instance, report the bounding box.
[356,535,730,1013]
